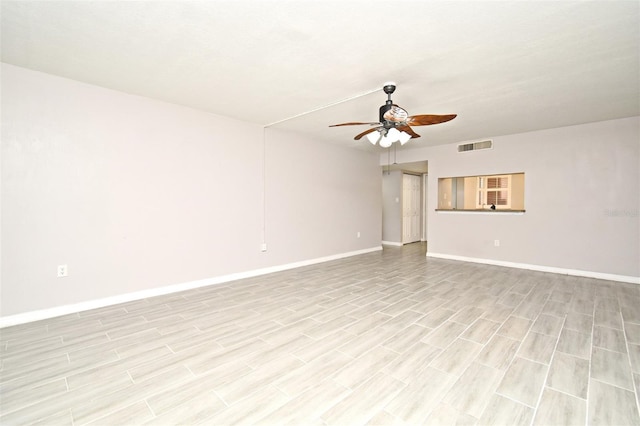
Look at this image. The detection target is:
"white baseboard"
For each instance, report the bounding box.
[0,246,383,328]
[427,252,640,284]
[382,241,403,247]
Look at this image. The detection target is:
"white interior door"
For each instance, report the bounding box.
[402,174,421,244]
[423,174,428,241]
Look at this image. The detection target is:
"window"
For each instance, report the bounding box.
[437,173,525,211]
[477,175,511,209]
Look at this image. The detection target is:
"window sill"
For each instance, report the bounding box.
[435,209,525,215]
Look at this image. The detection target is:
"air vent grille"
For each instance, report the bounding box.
[458,140,493,152]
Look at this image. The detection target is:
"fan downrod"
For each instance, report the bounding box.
[380,83,397,123]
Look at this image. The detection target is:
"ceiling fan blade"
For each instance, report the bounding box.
[354,127,381,140]
[397,125,420,139]
[407,114,457,126]
[329,122,380,127]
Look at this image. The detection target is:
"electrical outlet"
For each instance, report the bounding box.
[357,232,361,238]
[494,240,500,247]
[57,264,68,277]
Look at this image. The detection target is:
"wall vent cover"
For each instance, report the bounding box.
[458,140,493,152]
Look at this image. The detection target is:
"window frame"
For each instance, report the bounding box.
[476,174,512,209]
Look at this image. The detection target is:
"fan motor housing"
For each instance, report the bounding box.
[379,104,393,127]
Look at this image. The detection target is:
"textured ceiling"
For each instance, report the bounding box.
[2,1,639,152]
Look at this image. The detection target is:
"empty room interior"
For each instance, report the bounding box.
[1,1,639,425]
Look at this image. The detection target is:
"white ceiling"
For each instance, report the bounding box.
[2,1,638,152]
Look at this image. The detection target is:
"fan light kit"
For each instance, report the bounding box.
[366,126,412,147]
[330,82,456,147]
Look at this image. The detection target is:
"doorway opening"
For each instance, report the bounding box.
[381,161,428,246]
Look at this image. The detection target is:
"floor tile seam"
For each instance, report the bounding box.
[83,339,177,363]
[382,319,432,337]
[70,368,201,424]
[592,345,633,359]
[333,341,380,363]
[620,316,640,326]
[165,332,230,354]
[489,309,552,416]
[510,351,554,367]
[589,377,638,394]
[299,324,358,341]
[492,390,538,411]
[421,314,480,350]
[620,314,640,419]
[66,350,176,386]
[61,330,137,349]
[446,385,497,422]
[457,333,498,348]
[16,408,73,426]
[543,383,588,401]
[374,409,405,425]
[0,374,135,421]
[0,353,119,387]
[560,325,592,340]
[45,316,82,333]
[258,385,324,424]
[0,372,73,400]
[272,373,347,407]
[71,398,151,425]
[104,325,175,341]
[215,384,292,419]
[0,351,73,374]
[66,369,137,396]
[327,376,407,426]
[427,354,478,383]
[127,358,198,387]
[529,313,567,425]
[384,392,455,425]
[94,315,150,329]
[584,297,597,425]
[594,317,623,330]
[2,344,73,363]
[592,340,629,355]
[0,382,71,416]
[624,331,640,347]
[458,316,502,345]
[378,339,411,361]
[0,329,49,343]
[449,317,482,328]
[594,321,627,332]
[144,376,225,417]
[2,330,66,344]
[142,397,160,420]
[286,346,325,366]
[530,328,562,339]
[189,344,271,371]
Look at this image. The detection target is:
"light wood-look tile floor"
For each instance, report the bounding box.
[1,243,640,425]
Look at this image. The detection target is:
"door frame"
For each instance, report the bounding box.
[402,173,422,244]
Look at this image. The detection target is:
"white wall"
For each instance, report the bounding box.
[264,127,382,262]
[388,117,640,280]
[382,170,402,244]
[1,64,382,318]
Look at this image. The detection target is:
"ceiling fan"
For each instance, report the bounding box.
[329,83,456,147]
